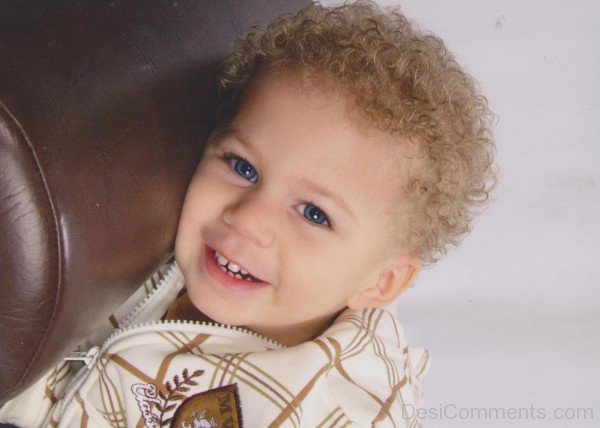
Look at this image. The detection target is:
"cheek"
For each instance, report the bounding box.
[182,168,228,217]
[176,175,220,244]
[284,248,354,299]
[320,244,374,288]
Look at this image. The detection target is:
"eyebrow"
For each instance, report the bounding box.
[214,126,356,221]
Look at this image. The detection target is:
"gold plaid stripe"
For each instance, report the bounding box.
[98,355,127,427]
[75,393,89,427]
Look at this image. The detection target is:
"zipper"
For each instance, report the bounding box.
[119,260,184,329]
[58,260,285,420]
[63,346,100,366]
[102,318,286,354]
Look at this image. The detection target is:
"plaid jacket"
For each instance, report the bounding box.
[0,260,429,427]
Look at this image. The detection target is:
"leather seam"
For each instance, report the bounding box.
[0,100,63,399]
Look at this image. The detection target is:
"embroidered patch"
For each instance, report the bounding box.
[170,383,243,428]
[132,368,205,427]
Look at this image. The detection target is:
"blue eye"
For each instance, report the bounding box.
[221,152,334,230]
[223,153,258,183]
[298,203,333,229]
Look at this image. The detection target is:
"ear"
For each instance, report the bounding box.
[346,255,421,309]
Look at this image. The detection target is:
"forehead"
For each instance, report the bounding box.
[216,68,413,222]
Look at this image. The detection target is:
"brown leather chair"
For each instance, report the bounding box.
[0,0,308,405]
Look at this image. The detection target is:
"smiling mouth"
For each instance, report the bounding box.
[203,244,270,292]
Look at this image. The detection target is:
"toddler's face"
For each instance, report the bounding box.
[175,68,418,345]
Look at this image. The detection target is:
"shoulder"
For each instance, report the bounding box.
[317,307,430,427]
[320,307,409,352]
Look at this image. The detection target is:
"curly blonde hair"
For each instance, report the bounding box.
[215,0,497,265]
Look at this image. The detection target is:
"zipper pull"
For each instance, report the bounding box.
[64,346,100,367]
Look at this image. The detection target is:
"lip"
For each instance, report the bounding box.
[203,244,271,292]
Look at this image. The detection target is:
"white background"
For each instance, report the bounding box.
[323,1,600,426]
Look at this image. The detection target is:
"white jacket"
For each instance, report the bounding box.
[0,261,429,427]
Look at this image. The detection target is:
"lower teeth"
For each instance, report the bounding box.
[219,261,256,282]
[212,249,264,283]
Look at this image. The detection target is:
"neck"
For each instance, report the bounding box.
[166,293,345,347]
[244,309,344,347]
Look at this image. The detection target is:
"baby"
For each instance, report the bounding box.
[0,1,496,426]
[169,0,495,424]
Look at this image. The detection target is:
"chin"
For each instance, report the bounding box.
[208,310,250,327]
[187,290,246,326]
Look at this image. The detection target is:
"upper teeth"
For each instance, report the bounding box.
[215,251,249,275]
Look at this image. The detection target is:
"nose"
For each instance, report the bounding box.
[221,191,275,247]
